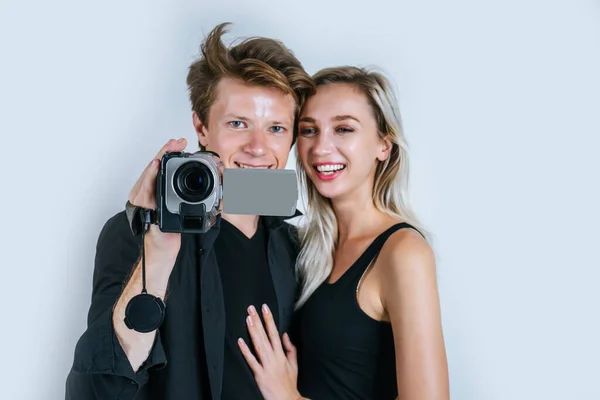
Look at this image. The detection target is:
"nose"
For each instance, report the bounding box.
[243,128,267,157]
[312,131,334,156]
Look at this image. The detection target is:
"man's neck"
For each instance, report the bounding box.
[221,212,260,238]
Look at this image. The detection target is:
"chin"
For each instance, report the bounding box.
[309,181,345,200]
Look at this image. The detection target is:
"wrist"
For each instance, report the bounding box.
[286,391,305,400]
[145,230,180,261]
[136,247,176,300]
[141,258,174,299]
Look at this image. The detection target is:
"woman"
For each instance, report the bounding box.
[237,66,450,400]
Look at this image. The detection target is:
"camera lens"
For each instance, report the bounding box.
[173,161,214,203]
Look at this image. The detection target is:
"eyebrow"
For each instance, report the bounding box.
[299,115,361,123]
[333,115,360,123]
[224,114,250,121]
[224,114,291,125]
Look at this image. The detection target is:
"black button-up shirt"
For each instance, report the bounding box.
[65,210,301,399]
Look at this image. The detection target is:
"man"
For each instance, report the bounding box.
[65,22,315,399]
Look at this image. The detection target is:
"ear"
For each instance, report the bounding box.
[376,134,393,162]
[193,112,209,148]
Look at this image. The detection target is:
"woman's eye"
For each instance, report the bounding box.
[336,127,354,133]
[300,127,317,135]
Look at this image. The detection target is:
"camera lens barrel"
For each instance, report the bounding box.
[173,161,214,203]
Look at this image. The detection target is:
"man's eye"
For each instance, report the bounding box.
[229,121,245,128]
[270,126,286,134]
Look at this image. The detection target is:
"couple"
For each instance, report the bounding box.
[65,22,449,400]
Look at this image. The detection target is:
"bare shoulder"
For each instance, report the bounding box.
[378,226,435,273]
[375,226,437,303]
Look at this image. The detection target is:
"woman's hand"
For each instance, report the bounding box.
[237,304,304,400]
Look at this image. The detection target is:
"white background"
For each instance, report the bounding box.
[1,0,599,399]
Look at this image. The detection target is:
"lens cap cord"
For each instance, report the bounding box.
[123,201,166,333]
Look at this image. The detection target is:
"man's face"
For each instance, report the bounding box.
[193,77,297,170]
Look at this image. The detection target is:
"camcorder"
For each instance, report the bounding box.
[156,151,299,233]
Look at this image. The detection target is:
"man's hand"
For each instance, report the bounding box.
[128,138,187,263]
[112,138,188,372]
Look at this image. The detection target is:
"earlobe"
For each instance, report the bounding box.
[193,112,209,148]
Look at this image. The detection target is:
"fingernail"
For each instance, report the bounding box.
[248,305,257,315]
[246,315,253,326]
[167,139,173,145]
[262,304,270,314]
[238,338,244,345]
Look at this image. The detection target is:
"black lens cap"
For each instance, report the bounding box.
[124,293,166,333]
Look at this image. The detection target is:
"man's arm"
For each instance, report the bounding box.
[66,139,187,399]
[65,212,172,399]
[111,227,177,373]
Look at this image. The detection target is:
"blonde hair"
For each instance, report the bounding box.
[294,66,429,309]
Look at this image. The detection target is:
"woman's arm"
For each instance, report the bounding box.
[379,230,450,400]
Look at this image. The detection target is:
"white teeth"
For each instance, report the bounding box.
[237,163,270,169]
[315,164,345,173]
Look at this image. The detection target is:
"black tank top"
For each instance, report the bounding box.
[295,223,417,400]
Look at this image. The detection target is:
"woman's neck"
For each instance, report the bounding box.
[332,192,393,244]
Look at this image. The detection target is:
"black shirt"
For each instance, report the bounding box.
[216,218,280,400]
[65,210,301,400]
[296,223,416,400]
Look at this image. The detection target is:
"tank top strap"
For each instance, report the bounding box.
[340,222,418,285]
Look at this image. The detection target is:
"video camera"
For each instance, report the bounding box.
[156,151,298,234]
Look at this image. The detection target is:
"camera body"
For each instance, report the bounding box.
[156,151,222,234]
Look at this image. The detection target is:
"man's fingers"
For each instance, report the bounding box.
[154,137,187,160]
[153,139,174,160]
[171,137,187,152]
[129,158,159,205]
[147,137,186,182]
[209,154,225,172]
[261,304,284,355]
[130,138,187,207]
[137,159,161,208]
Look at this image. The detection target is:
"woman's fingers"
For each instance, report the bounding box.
[283,332,297,365]
[261,304,284,355]
[237,338,262,374]
[246,306,273,364]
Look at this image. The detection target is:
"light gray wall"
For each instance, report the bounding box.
[1,0,599,398]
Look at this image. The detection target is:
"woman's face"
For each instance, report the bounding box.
[297,83,391,201]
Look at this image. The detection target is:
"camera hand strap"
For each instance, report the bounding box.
[125,200,157,236]
[123,201,165,333]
